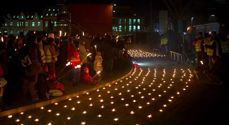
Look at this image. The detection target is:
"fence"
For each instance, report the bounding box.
[169,51,183,63]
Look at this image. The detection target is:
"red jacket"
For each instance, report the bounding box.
[67,42,81,67]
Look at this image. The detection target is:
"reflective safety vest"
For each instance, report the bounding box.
[194,40,201,52]
[39,48,46,64]
[44,45,57,63]
[221,40,229,54]
[44,45,52,63]
[205,40,214,56]
[160,37,168,45]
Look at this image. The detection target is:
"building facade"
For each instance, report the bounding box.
[112,3,145,36]
[0,4,71,36]
[0,12,43,35]
[112,17,144,35]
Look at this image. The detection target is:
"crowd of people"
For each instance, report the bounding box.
[192,31,229,84]
[0,31,132,109]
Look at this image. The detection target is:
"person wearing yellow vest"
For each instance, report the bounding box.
[44,33,58,81]
[204,34,216,70]
[160,34,168,54]
[193,32,204,69]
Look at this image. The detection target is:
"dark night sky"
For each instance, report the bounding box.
[0,0,229,23]
[0,0,161,14]
[0,0,56,13]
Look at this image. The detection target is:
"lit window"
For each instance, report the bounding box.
[112,26,118,32]
[133,25,136,31]
[10,22,13,26]
[4,23,7,26]
[27,16,29,18]
[119,19,122,24]
[48,9,51,11]
[17,16,19,18]
[124,26,126,32]
[46,13,48,16]
[53,9,55,11]
[21,16,24,19]
[38,22,41,26]
[32,22,35,27]
[54,21,57,27]
[16,22,20,27]
[45,21,49,27]
[129,19,132,25]
[13,16,16,18]
[137,25,140,31]
[119,25,122,32]
[55,14,57,16]
[25,22,28,26]
[133,19,136,24]
[123,19,126,24]
[129,26,132,32]
[41,16,43,18]
[137,19,140,24]
[31,16,33,18]
[112,26,115,31]
[50,14,53,16]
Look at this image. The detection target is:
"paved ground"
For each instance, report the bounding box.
[0,55,228,125]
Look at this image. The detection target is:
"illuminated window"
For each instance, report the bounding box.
[124,26,127,32]
[119,25,122,32]
[45,21,49,27]
[50,14,53,16]
[129,18,132,25]
[53,9,55,11]
[133,25,136,32]
[133,19,136,24]
[32,22,35,27]
[123,18,126,24]
[137,19,140,24]
[46,13,48,16]
[10,22,13,26]
[54,21,57,27]
[137,25,140,31]
[119,19,122,24]
[16,22,19,27]
[129,26,132,32]
[38,22,41,26]
[113,26,118,32]
[31,16,33,18]
[25,22,28,26]
[48,9,51,11]
[27,16,29,18]
[55,14,57,16]
[21,16,24,19]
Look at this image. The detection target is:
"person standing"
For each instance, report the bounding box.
[44,33,58,81]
